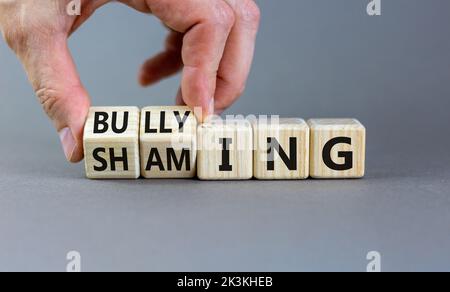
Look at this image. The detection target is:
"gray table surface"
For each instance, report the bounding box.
[0,128,449,272]
[1,0,450,272]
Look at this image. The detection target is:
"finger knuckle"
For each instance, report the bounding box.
[211,2,236,30]
[36,87,60,119]
[2,23,54,55]
[238,0,261,28]
[1,15,60,54]
[2,26,28,53]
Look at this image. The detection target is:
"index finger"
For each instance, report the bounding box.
[146,0,235,121]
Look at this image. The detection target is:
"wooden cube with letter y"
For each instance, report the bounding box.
[253,118,309,180]
[197,119,253,180]
[83,107,140,179]
[308,119,366,179]
[140,106,197,178]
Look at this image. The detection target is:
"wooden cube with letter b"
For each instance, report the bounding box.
[308,119,366,179]
[83,107,140,179]
[140,106,197,178]
[197,119,253,180]
[253,118,309,179]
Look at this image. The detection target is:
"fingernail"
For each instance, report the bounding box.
[59,127,77,162]
[207,98,215,116]
[193,106,204,123]
[199,99,215,123]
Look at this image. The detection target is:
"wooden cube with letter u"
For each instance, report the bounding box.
[83,107,140,179]
[197,119,253,180]
[253,118,309,180]
[140,106,197,178]
[308,119,366,179]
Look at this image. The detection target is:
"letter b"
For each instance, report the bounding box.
[93,111,129,134]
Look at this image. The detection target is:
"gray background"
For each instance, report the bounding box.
[1,0,449,272]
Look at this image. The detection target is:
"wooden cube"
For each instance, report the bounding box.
[308,119,366,179]
[140,106,197,178]
[253,118,309,180]
[83,107,140,179]
[197,119,253,180]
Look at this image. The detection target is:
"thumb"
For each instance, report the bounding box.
[21,38,90,163]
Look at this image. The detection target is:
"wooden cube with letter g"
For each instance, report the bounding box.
[308,119,366,179]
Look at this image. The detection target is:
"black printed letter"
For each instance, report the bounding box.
[219,138,233,172]
[167,148,191,171]
[322,137,353,171]
[93,148,108,171]
[146,148,165,171]
[267,137,297,171]
[173,111,191,133]
[111,112,128,134]
[145,112,157,133]
[109,148,129,171]
[159,112,172,133]
[94,112,109,134]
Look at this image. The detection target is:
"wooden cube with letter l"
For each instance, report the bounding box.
[83,107,140,179]
[140,106,197,178]
[197,119,253,180]
[253,118,309,180]
[308,119,366,179]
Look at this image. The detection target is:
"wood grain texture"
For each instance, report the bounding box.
[83,107,140,179]
[253,118,309,180]
[197,119,253,180]
[139,106,197,178]
[308,119,365,179]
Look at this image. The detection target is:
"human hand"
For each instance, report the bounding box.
[0,0,260,162]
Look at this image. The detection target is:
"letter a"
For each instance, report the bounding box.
[367,0,381,16]
[67,0,81,16]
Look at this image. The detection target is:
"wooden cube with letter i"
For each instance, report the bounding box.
[140,106,197,178]
[253,118,310,180]
[308,119,366,179]
[197,119,253,180]
[83,107,141,179]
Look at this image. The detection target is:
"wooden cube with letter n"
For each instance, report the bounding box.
[83,107,140,179]
[308,119,366,179]
[253,118,309,179]
[197,119,253,180]
[140,106,197,178]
